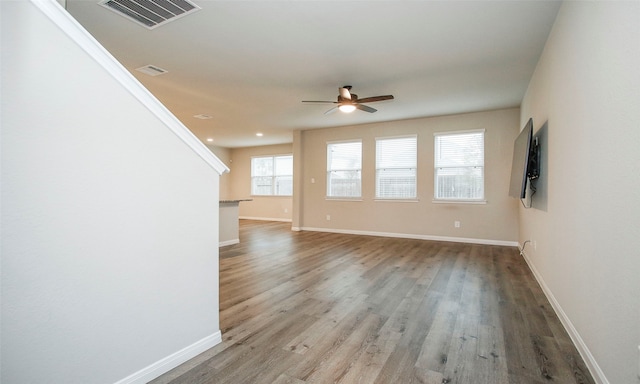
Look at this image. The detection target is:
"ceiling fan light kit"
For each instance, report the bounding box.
[302,86,394,115]
[338,104,356,113]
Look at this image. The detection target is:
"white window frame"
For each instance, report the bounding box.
[250,154,293,196]
[326,140,362,199]
[375,135,417,200]
[433,129,485,203]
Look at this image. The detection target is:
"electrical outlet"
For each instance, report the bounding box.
[326,214,331,221]
[311,178,315,184]
[284,208,288,213]
[533,240,537,250]
[454,221,461,228]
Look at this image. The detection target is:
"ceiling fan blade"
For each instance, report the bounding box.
[355,95,394,104]
[324,106,339,115]
[339,87,352,100]
[302,100,337,104]
[356,104,377,113]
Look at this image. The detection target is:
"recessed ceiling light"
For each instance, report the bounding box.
[206,138,214,142]
[256,133,263,137]
[193,114,213,120]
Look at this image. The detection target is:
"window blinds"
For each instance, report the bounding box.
[376,136,417,199]
[251,155,293,196]
[327,141,362,198]
[434,130,484,200]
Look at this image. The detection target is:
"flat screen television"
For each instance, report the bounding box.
[509,118,536,199]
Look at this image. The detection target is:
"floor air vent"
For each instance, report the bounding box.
[99,0,201,29]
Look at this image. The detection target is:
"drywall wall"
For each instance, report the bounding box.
[296,108,520,244]
[229,144,294,221]
[208,145,232,199]
[1,2,222,383]
[519,2,640,383]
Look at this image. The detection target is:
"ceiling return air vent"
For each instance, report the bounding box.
[135,64,169,76]
[99,0,201,29]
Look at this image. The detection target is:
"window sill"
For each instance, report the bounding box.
[432,199,487,205]
[374,199,419,203]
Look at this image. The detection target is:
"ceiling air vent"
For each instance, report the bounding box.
[135,64,168,76]
[99,0,201,30]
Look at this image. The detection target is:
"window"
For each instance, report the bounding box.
[251,155,293,196]
[434,130,484,201]
[327,141,362,198]
[376,136,417,199]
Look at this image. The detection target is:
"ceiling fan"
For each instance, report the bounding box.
[302,86,394,115]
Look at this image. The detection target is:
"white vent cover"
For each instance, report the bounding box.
[99,0,201,29]
[135,64,169,76]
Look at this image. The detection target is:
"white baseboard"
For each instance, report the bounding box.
[299,226,518,247]
[113,331,222,384]
[219,239,239,247]
[519,248,608,384]
[239,216,292,223]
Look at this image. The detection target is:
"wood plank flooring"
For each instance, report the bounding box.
[150,220,594,384]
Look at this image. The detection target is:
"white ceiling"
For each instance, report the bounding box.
[66,0,561,148]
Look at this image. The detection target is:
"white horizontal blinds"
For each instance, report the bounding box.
[376,136,417,199]
[274,155,293,195]
[434,130,484,200]
[251,156,273,195]
[327,141,362,198]
[251,155,293,196]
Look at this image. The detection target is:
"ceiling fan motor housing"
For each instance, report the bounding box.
[302,85,393,114]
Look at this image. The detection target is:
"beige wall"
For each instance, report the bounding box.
[229,144,294,221]
[208,145,232,199]
[519,2,640,383]
[295,108,521,244]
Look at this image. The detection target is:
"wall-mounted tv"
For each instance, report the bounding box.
[509,118,539,200]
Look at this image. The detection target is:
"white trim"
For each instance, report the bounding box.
[299,227,517,247]
[250,153,293,160]
[519,248,608,384]
[31,0,229,176]
[113,331,222,384]
[433,128,486,136]
[239,216,292,223]
[374,133,418,141]
[219,239,239,247]
[326,138,363,145]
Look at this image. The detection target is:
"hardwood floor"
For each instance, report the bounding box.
[150,220,594,384]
